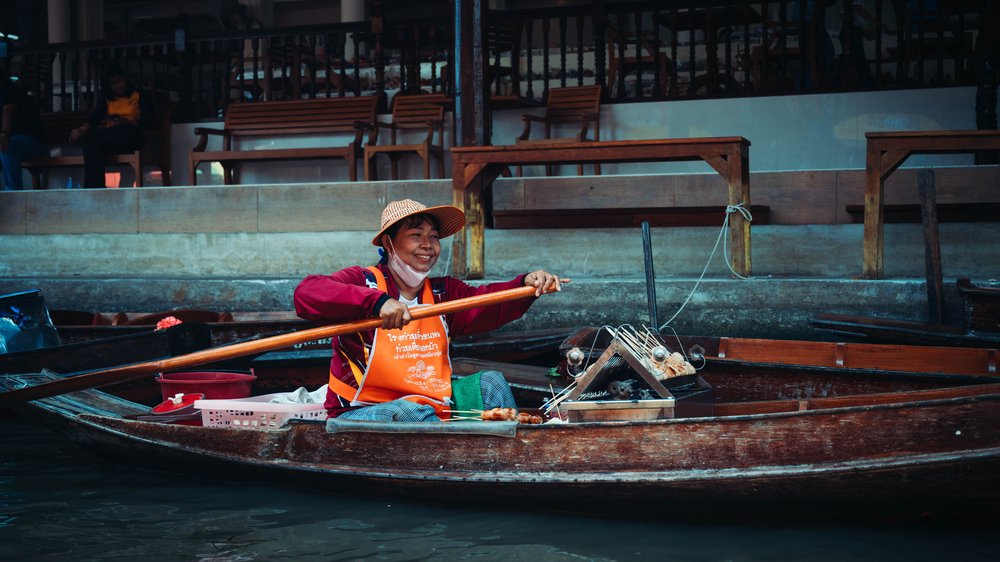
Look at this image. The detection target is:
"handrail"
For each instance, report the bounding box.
[5,1,988,120]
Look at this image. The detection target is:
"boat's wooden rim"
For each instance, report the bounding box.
[33,376,1000,429]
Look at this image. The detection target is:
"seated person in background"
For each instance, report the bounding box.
[0,70,46,191]
[69,64,152,188]
[294,199,564,422]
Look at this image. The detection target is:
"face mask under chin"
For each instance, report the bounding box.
[387,240,431,288]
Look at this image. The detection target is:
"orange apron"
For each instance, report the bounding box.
[327,267,453,416]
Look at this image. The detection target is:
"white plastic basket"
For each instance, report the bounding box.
[194,393,327,430]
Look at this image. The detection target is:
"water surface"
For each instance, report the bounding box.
[1,416,997,561]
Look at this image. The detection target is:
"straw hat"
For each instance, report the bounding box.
[372,199,466,246]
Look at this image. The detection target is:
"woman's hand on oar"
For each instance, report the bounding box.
[0,284,558,407]
[523,270,570,297]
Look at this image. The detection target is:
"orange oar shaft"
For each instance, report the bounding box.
[0,285,541,407]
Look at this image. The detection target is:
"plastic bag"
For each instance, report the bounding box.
[0,290,61,354]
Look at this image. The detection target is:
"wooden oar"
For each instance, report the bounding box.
[0,285,542,407]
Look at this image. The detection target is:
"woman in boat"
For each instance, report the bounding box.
[294,198,563,422]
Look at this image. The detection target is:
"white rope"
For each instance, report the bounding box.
[657,203,752,331]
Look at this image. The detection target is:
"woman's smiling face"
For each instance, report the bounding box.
[387,216,441,273]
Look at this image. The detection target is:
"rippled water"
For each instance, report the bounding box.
[1,415,998,561]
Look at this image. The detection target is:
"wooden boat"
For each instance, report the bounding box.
[958,277,1000,333]
[811,278,1000,348]
[0,322,277,404]
[50,309,323,349]
[0,322,214,377]
[51,309,570,363]
[809,313,1000,347]
[559,327,1000,377]
[5,329,1000,522]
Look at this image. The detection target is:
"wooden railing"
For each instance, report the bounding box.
[4,0,992,122]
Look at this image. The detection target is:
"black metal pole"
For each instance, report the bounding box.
[641,221,659,329]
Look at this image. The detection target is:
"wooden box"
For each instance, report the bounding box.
[561,376,714,422]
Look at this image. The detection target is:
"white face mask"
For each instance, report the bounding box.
[386,239,431,288]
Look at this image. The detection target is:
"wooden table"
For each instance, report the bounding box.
[449,137,751,279]
[863,130,1000,279]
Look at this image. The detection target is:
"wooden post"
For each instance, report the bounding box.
[862,138,885,279]
[729,141,751,277]
[454,0,489,148]
[918,169,944,325]
[452,0,490,279]
[451,158,468,278]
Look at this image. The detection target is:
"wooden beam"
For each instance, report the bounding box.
[454,0,489,148]
[862,138,885,278]
[918,170,944,325]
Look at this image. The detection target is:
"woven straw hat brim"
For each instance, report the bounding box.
[372,203,466,246]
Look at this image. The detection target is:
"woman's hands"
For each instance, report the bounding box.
[523,269,567,297]
[378,298,412,330]
[377,269,567,330]
[69,125,87,143]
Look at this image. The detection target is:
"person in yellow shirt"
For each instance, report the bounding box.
[69,64,152,188]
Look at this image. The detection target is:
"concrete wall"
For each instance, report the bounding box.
[2,176,998,338]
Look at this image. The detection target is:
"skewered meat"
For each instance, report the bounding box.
[516,412,544,424]
[480,407,542,424]
[481,407,517,421]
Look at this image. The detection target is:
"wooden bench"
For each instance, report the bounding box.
[189,97,378,185]
[862,130,1000,279]
[846,203,1000,224]
[493,205,770,229]
[22,110,172,188]
[450,137,751,279]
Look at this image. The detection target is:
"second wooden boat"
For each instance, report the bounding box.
[50,309,571,364]
[811,278,1000,348]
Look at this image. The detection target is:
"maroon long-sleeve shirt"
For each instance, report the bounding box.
[293,263,532,415]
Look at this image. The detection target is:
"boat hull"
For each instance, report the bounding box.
[28,383,1000,522]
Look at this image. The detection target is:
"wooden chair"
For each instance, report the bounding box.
[363,93,448,181]
[749,25,807,94]
[606,18,671,99]
[515,85,602,176]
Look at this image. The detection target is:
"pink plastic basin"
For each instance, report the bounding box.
[156,370,256,401]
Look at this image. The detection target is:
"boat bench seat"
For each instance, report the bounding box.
[189,96,378,185]
[22,109,172,188]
